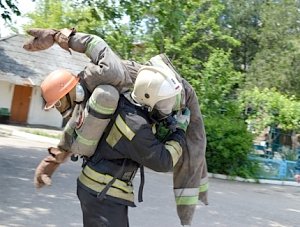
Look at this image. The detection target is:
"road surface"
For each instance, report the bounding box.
[0,134,299,227]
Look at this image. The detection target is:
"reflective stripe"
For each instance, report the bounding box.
[74,129,98,146]
[175,196,198,205]
[78,172,134,202]
[85,36,101,58]
[115,115,135,140]
[174,188,199,197]
[199,176,209,192]
[88,104,113,119]
[199,182,209,192]
[106,124,122,147]
[64,122,75,136]
[89,96,116,115]
[174,188,199,205]
[82,165,133,193]
[200,176,209,185]
[152,124,156,134]
[165,140,182,166]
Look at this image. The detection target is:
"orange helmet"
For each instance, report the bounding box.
[41,69,79,110]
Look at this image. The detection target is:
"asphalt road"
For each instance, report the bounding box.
[0,134,299,227]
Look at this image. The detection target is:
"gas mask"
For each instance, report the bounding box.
[150,95,177,122]
[55,84,85,119]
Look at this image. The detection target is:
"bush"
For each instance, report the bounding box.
[204,115,259,178]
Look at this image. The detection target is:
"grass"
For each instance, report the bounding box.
[22,129,61,139]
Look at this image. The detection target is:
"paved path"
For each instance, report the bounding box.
[0,133,299,227]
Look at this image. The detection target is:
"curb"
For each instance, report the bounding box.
[1,126,299,187]
[0,127,13,136]
[0,126,59,145]
[208,173,300,187]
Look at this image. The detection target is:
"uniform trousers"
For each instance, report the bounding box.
[77,185,129,227]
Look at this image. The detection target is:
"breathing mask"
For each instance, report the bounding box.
[150,95,177,122]
[55,84,85,119]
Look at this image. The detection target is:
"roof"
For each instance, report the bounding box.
[0,34,90,86]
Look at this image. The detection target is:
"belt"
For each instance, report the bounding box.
[78,165,134,202]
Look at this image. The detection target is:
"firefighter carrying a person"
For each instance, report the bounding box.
[24,28,208,226]
[36,65,190,227]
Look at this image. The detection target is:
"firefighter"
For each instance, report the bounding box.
[24,28,208,226]
[39,66,190,227]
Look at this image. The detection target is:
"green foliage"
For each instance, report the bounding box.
[204,115,258,178]
[198,48,242,116]
[165,0,239,80]
[23,0,240,64]
[0,0,20,21]
[25,0,104,34]
[239,87,300,133]
[245,0,300,97]
[24,0,140,59]
[280,146,298,161]
[220,0,262,72]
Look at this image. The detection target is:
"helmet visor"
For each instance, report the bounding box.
[150,96,177,121]
[154,96,177,115]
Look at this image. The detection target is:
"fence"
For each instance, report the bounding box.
[249,155,297,181]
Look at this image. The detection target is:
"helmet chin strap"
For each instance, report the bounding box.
[61,108,73,119]
[57,93,74,119]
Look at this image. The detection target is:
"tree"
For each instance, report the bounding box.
[200,49,256,178]
[198,48,242,116]
[239,87,300,133]
[220,0,262,73]
[245,0,300,98]
[25,0,140,59]
[25,0,104,34]
[154,0,240,91]
[0,0,20,21]
[204,115,256,178]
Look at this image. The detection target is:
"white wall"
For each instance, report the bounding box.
[0,82,63,128]
[27,87,63,128]
[0,81,14,110]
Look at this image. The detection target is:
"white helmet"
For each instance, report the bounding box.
[131,66,182,112]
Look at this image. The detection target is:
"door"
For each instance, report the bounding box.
[10,85,32,124]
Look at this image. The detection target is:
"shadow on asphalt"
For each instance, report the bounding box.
[0,144,83,227]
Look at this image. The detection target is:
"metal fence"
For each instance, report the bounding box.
[249,155,297,181]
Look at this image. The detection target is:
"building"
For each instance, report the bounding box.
[0,34,90,128]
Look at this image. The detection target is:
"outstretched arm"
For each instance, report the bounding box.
[23,28,132,93]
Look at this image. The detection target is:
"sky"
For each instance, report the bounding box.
[0,0,36,37]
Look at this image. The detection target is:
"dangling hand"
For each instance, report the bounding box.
[34,147,71,188]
